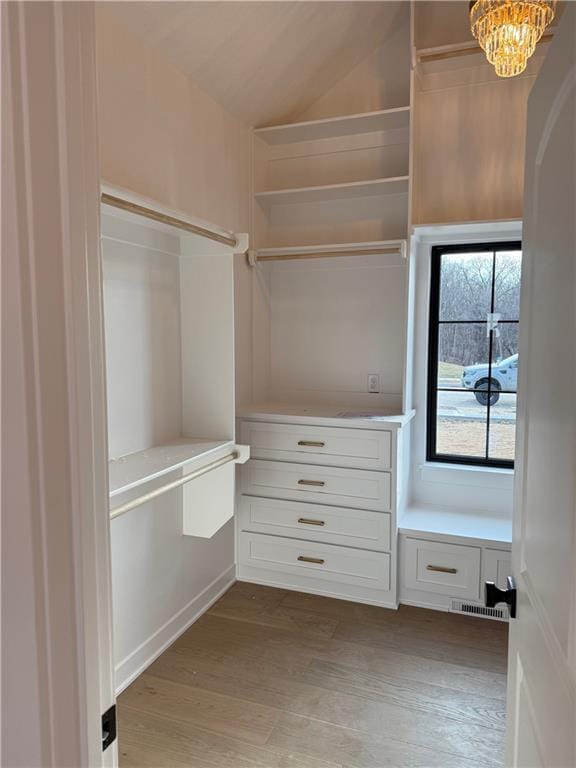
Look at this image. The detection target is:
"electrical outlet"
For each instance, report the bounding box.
[367,374,380,393]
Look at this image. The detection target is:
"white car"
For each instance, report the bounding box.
[461,353,518,405]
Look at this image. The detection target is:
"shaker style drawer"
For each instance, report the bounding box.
[240,459,391,512]
[240,421,392,470]
[403,538,481,600]
[239,496,391,551]
[239,532,390,590]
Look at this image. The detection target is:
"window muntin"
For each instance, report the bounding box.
[427,242,521,468]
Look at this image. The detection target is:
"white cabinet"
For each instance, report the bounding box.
[403,537,481,601]
[237,407,411,607]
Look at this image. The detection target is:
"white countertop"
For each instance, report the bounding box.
[237,402,415,430]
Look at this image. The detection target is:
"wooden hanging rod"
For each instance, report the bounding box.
[101,192,238,248]
[248,243,406,265]
[109,450,239,521]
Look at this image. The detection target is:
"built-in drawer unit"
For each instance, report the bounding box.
[239,496,391,551]
[239,532,391,590]
[240,421,392,470]
[240,459,391,512]
[403,537,481,601]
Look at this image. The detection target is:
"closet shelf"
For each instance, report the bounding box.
[255,176,409,208]
[254,106,410,145]
[109,438,235,498]
[249,239,407,265]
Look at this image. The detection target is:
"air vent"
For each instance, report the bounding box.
[450,599,508,621]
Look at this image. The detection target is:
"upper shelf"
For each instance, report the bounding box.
[254,107,411,145]
[109,438,235,498]
[255,176,409,208]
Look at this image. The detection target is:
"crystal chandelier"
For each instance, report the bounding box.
[470,0,557,78]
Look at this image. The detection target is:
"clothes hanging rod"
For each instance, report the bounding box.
[101,192,238,248]
[109,450,239,520]
[248,243,406,265]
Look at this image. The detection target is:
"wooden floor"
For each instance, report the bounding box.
[118,582,508,768]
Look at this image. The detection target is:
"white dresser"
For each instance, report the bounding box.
[236,404,413,608]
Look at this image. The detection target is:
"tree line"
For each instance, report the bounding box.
[438,252,521,369]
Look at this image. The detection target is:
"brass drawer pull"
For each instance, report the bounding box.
[297,440,325,448]
[298,556,325,565]
[298,517,325,526]
[297,479,325,487]
[426,564,458,574]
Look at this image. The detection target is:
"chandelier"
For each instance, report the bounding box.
[470,0,557,78]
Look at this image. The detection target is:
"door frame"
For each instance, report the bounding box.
[2,3,115,766]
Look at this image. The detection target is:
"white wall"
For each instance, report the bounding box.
[261,254,406,411]
[96,7,253,407]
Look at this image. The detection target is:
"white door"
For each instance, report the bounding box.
[506,6,576,767]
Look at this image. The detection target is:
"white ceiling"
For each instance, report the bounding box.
[101,1,406,127]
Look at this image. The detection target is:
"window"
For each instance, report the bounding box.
[427,242,522,468]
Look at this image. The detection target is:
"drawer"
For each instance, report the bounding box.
[240,459,391,512]
[239,496,391,551]
[403,538,481,600]
[239,532,390,590]
[240,421,392,470]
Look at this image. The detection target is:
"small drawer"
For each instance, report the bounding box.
[239,496,391,551]
[240,421,392,470]
[238,532,390,590]
[403,538,481,600]
[240,459,391,512]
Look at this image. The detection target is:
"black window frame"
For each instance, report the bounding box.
[426,241,521,469]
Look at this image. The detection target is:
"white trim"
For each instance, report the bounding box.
[2,4,115,766]
[237,571,399,610]
[115,566,236,695]
[407,222,521,515]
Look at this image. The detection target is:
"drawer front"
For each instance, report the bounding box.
[239,532,390,590]
[240,421,392,470]
[404,538,481,600]
[240,459,391,512]
[239,496,391,551]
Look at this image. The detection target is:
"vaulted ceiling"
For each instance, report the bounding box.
[101,1,406,127]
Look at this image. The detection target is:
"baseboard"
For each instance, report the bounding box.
[115,564,236,694]
[237,566,398,610]
[399,597,452,613]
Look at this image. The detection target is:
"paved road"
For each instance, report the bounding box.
[438,378,516,422]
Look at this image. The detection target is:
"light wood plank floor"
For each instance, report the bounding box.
[118,582,508,768]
